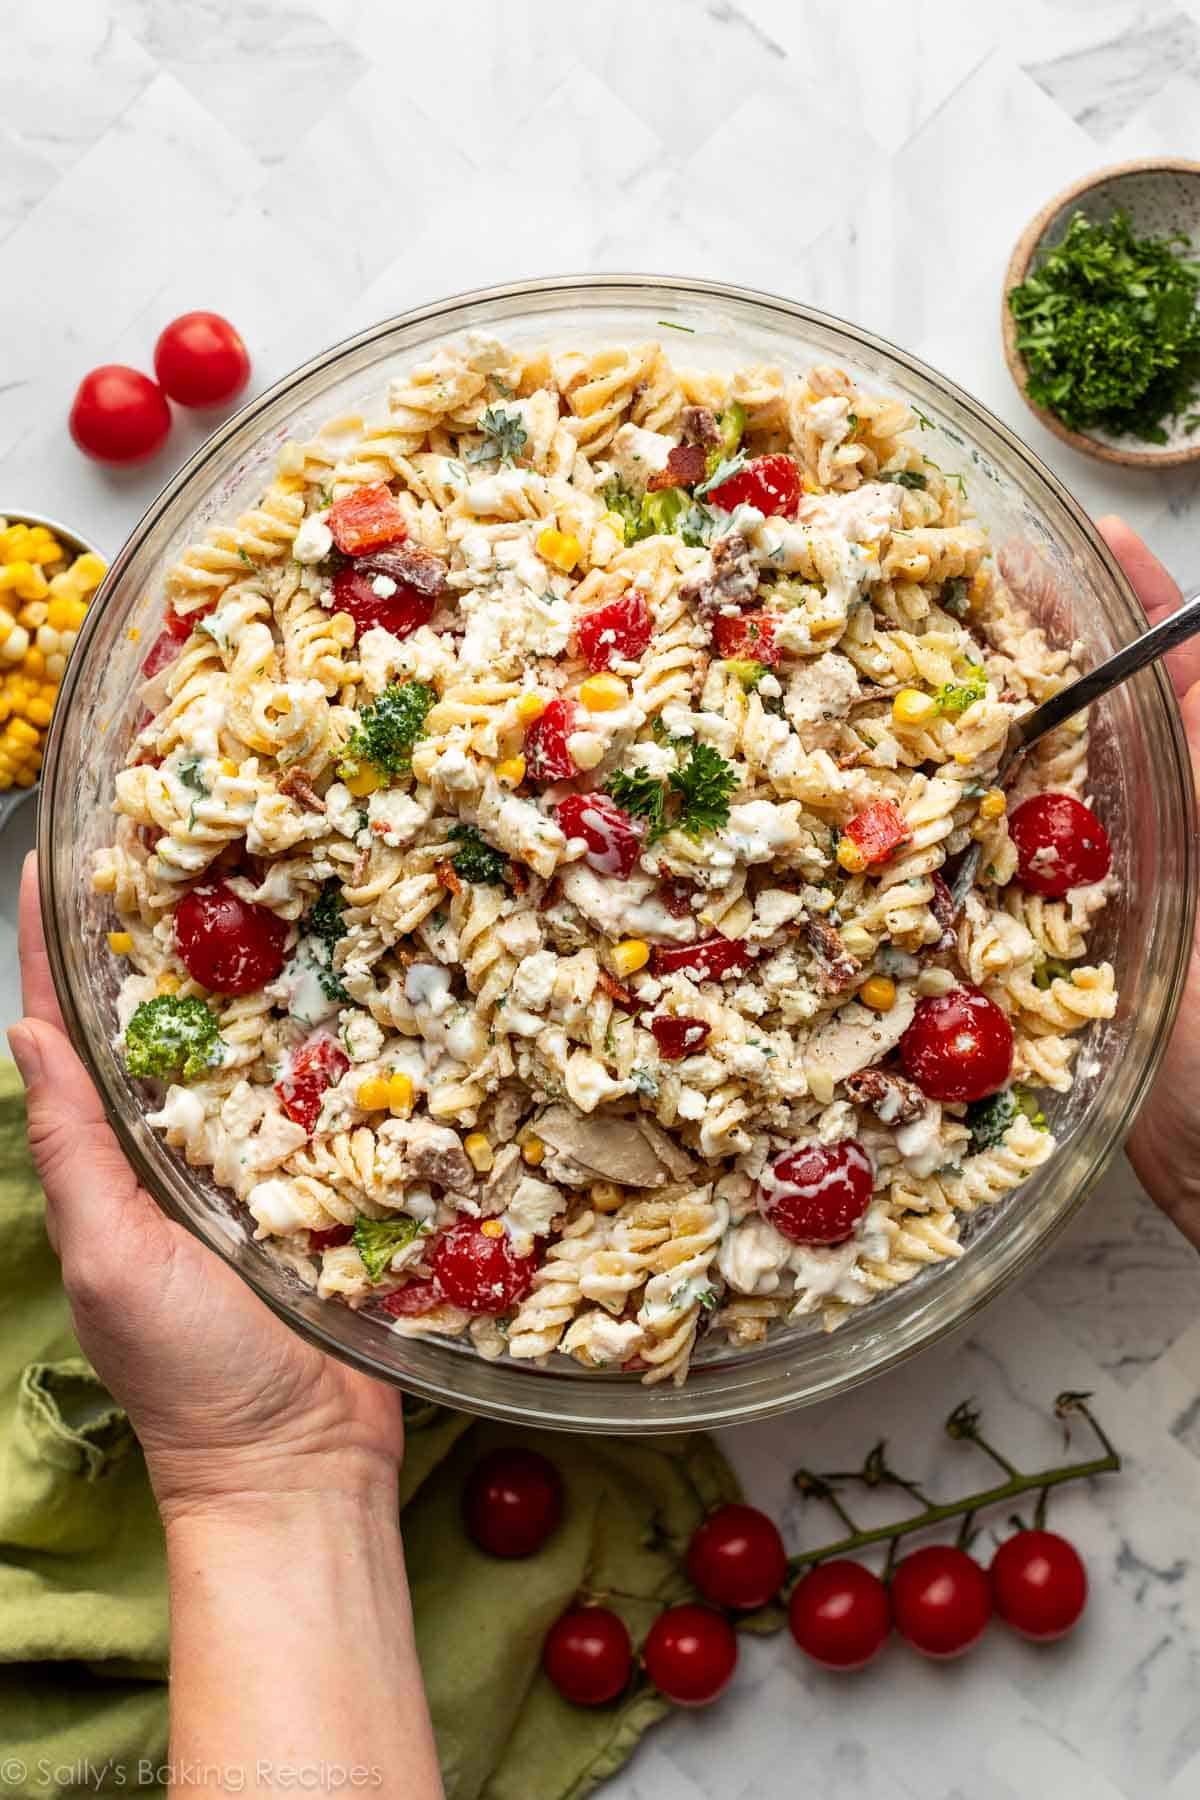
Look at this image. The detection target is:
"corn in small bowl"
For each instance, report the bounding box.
[0,512,106,822]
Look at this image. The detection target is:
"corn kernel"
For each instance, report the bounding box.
[0,563,47,601]
[107,931,134,955]
[0,626,29,664]
[968,568,991,606]
[356,1077,391,1111]
[953,748,975,766]
[809,614,844,637]
[45,653,65,681]
[521,1136,545,1167]
[611,938,650,977]
[72,553,107,591]
[601,510,629,537]
[978,787,1007,820]
[14,767,36,787]
[36,625,61,656]
[578,673,628,712]
[860,542,878,561]
[46,596,88,633]
[589,1181,624,1214]
[464,1132,494,1173]
[836,836,867,874]
[8,717,38,747]
[536,527,582,573]
[567,731,604,771]
[26,698,52,727]
[16,601,47,629]
[386,1072,414,1116]
[480,1218,505,1239]
[22,647,45,679]
[343,765,381,797]
[220,758,239,777]
[860,975,897,1012]
[892,687,938,728]
[516,693,546,724]
[495,754,525,788]
[156,973,181,996]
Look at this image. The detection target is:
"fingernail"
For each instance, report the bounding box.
[7,1023,43,1086]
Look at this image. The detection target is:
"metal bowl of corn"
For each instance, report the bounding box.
[0,511,106,828]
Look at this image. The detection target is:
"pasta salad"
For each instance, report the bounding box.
[94,332,1117,1386]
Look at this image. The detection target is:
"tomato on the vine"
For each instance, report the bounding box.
[174,881,288,995]
[69,365,171,464]
[686,1504,787,1611]
[788,1560,892,1670]
[543,1606,632,1706]
[154,311,251,409]
[890,1545,991,1659]
[463,1447,563,1559]
[899,986,1013,1103]
[642,1604,738,1706]
[990,1529,1087,1642]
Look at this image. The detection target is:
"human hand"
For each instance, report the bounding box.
[1097,517,1200,1248]
[8,854,405,1524]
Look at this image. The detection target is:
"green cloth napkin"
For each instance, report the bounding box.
[0,1064,748,1799]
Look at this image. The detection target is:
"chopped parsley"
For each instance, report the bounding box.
[936,671,989,715]
[942,576,971,618]
[353,1215,429,1283]
[338,681,436,783]
[879,468,928,489]
[125,995,222,1082]
[466,406,528,466]
[304,884,348,1002]
[967,1085,1048,1152]
[656,318,695,333]
[912,405,935,431]
[236,546,254,568]
[1033,955,1073,991]
[448,823,508,885]
[1008,209,1200,443]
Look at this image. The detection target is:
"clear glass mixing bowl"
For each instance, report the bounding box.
[38,278,1197,1433]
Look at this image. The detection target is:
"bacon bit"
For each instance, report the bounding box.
[356,542,448,600]
[805,915,862,994]
[681,532,758,615]
[845,1067,928,1125]
[622,1353,649,1373]
[506,862,529,895]
[647,442,708,492]
[598,967,638,1011]
[435,859,463,896]
[277,768,325,813]
[836,749,864,771]
[538,875,561,913]
[681,405,721,447]
[929,871,957,949]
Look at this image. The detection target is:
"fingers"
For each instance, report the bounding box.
[1097,515,1200,698]
[18,853,65,1030]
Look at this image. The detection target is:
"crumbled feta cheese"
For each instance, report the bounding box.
[292,511,333,564]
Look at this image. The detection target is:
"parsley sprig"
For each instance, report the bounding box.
[608,742,738,841]
[467,406,528,466]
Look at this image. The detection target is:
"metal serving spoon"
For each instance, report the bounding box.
[949,588,1200,914]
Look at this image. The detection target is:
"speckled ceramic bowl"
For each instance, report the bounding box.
[1003,158,1200,467]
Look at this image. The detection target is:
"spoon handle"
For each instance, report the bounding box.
[1011,587,1200,758]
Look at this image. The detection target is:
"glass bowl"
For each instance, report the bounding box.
[38,277,1197,1433]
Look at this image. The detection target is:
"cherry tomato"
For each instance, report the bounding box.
[174,881,288,995]
[686,1504,787,1611]
[431,1220,538,1315]
[275,1036,350,1135]
[378,1279,439,1317]
[140,631,182,680]
[642,1604,737,1707]
[1008,793,1111,898]
[788,1560,892,1670]
[650,936,751,982]
[705,453,801,519]
[153,312,250,409]
[576,591,653,671]
[327,483,408,556]
[990,1529,1087,1642]
[758,1139,874,1245]
[525,698,582,783]
[711,612,781,665]
[649,1015,711,1060]
[556,792,643,878]
[890,1545,992,1659]
[331,566,434,640]
[658,878,697,918]
[464,1447,564,1559]
[900,986,1013,1103]
[309,1224,354,1253]
[69,365,171,464]
[543,1607,633,1706]
[842,799,913,866]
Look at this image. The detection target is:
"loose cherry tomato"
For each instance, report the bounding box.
[275,1035,350,1135]
[1008,793,1111,898]
[712,612,781,665]
[642,1604,737,1707]
[543,1607,633,1706]
[842,800,913,867]
[174,881,288,995]
[705,453,801,519]
[788,1560,892,1670]
[69,365,171,464]
[431,1220,538,1314]
[900,986,1013,1103]
[758,1139,874,1245]
[378,1279,439,1317]
[330,566,434,640]
[556,792,643,878]
[309,1224,354,1253]
[650,1015,711,1060]
[686,1504,787,1611]
[651,936,751,982]
[525,698,582,783]
[575,591,653,671]
[464,1447,564,1558]
[327,483,408,556]
[890,1545,992,1659]
[153,311,250,409]
[990,1529,1087,1642]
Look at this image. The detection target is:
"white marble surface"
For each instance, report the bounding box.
[2,2,1200,1794]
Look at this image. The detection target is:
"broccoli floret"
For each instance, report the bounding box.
[603,480,712,548]
[602,477,641,541]
[725,658,767,692]
[448,824,508,885]
[338,682,436,783]
[716,400,746,461]
[303,884,348,1002]
[967,1085,1048,1152]
[124,995,222,1082]
[353,1214,428,1283]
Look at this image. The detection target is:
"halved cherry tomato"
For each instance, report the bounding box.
[556,793,642,879]
[651,936,751,982]
[712,612,781,664]
[758,1139,874,1244]
[576,591,653,672]
[900,986,1013,1102]
[275,1036,350,1135]
[431,1221,537,1314]
[842,800,912,867]
[174,881,288,995]
[154,312,250,409]
[1008,793,1111,898]
[330,566,434,640]
[327,483,408,555]
[525,698,582,783]
[650,1015,711,1059]
[706,453,801,519]
[658,878,697,918]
